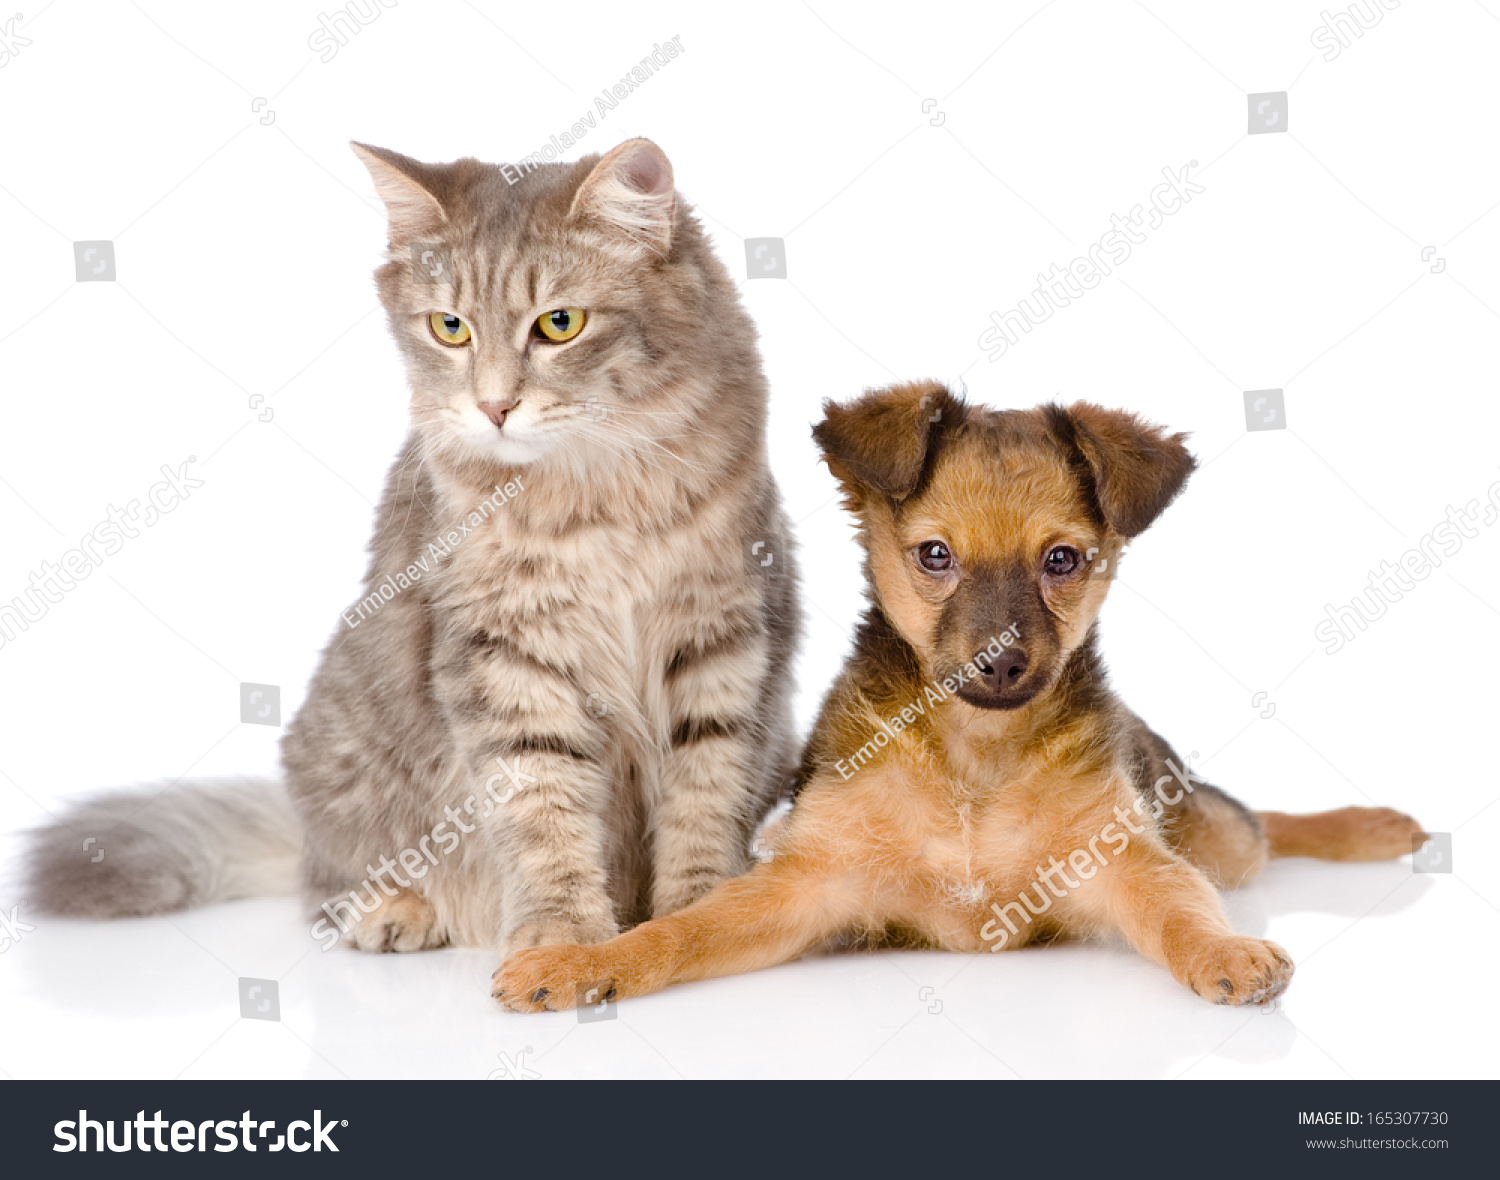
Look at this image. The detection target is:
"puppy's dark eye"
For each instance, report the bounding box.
[917,541,953,573]
[1044,546,1081,577]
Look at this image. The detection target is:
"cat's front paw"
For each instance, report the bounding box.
[341,888,445,953]
[497,914,618,962]
[492,945,611,1013]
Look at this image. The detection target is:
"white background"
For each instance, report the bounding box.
[1,0,1497,1080]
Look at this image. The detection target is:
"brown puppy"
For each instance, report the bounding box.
[494,381,1425,1011]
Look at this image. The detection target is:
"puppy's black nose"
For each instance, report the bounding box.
[974,648,1028,690]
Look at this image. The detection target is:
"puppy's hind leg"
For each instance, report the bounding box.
[1164,783,1272,889]
[1257,806,1426,863]
[1128,718,1425,869]
[1128,722,1269,888]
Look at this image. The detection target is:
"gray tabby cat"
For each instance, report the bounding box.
[26,138,800,969]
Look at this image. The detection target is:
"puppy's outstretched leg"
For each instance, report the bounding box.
[1257,806,1425,862]
[1080,831,1294,1006]
[492,855,859,1012]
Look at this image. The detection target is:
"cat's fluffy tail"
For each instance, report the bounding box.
[24,778,302,918]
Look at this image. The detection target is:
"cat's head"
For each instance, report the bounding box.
[353,138,730,472]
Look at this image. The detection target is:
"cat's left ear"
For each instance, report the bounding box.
[568,138,675,258]
[351,142,447,247]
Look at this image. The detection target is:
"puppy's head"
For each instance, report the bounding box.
[813,381,1194,711]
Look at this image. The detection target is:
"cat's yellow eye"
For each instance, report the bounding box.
[535,308,586,343]
[429,312,472,347]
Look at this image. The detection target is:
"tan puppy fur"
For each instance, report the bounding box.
[494,381,1425,1011]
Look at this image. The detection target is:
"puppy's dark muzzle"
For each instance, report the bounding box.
[974,646,1027,689]
[960,646,1039,710]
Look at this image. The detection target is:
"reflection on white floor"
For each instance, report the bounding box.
[0,854,1487,1080]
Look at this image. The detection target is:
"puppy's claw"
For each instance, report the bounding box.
[1183,937,1294,1007]
[493,944,610,1013]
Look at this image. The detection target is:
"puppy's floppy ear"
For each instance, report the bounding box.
[813,381,965,502]
[1058,402,1196,537]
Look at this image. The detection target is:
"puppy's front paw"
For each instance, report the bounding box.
[492,945,611,1013]
[1182,936,1294,1006]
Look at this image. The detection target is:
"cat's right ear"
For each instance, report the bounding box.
[351,142,447,247]
[568,138,675,258]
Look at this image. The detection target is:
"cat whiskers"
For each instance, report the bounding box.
[567,420,682,478]
[569,412,707,476]
[369,439,431,547]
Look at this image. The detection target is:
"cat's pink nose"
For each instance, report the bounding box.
[480,401,517,429]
